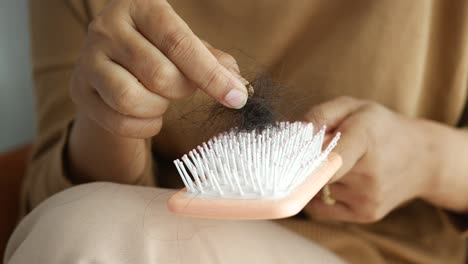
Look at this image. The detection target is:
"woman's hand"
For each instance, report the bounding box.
[71,0,247,138]
[303,96,441,223]
[67,0,247,183]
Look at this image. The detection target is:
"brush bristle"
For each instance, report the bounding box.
[173,121,340,200]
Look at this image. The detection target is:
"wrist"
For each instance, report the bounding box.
[411,119,443,202]
[396,116,440,201]
[68,112,149,184]
[414,119,468,212]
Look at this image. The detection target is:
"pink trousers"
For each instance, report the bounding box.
[4,182,346,264]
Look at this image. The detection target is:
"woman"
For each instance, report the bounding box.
[4,0,468,263]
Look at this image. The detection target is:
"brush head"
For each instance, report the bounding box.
[168,121,341,220]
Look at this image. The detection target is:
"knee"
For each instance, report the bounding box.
[23,182,164,228]
[5,182,176,263]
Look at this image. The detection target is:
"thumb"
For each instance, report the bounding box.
[305,96,365,132]
[202,40,246,83]
[306,96,368,182]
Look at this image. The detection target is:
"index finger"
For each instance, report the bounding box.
[131,3,247,109]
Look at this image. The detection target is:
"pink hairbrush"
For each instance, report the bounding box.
[168,122,341,220]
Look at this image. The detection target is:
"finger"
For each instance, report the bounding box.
[329,123,368,181]
[305,96,365,132]
[304,198,356,222]
[203,42,240,76]
[309,97,369,181]
[203,41,249,86]
[131,3,248,109]
[70,78,163,139]
[322,182,371,210]
[82,52,169,118]
[108,22,197,99]
[322,183,354,203]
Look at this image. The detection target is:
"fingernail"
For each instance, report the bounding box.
[224,88,247,109]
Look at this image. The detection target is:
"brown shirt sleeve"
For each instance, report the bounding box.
[21,0,154,217]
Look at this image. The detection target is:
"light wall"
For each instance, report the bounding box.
[0,0,36,152]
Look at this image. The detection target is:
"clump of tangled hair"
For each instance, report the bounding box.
[207,73,283,134]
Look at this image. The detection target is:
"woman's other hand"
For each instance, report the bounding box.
[303,96,442,223]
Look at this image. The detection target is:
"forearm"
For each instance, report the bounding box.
[68,113,150,184]
[418,119,468,213]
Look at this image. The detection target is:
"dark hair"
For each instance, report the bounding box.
[207,73,282,134]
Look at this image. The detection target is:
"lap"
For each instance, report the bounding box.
[5,182,346,264]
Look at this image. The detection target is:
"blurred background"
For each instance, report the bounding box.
[0,0,36,153]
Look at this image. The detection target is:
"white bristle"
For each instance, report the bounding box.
[173,121,340,200]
